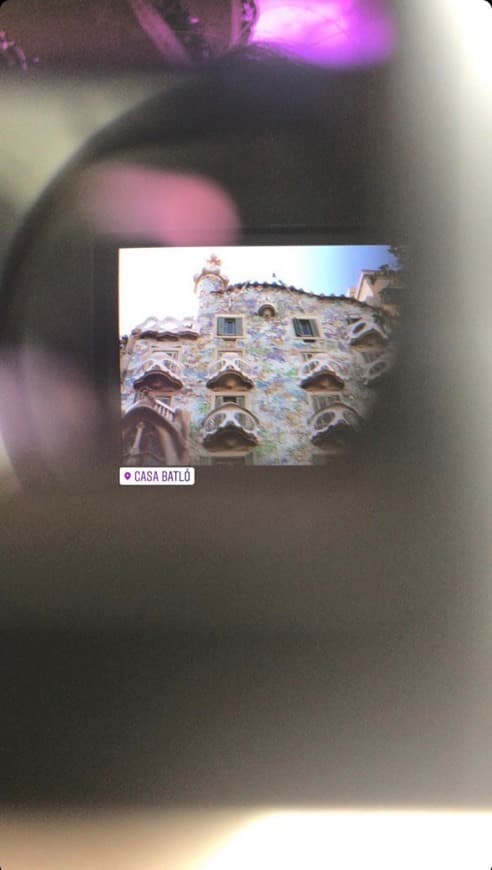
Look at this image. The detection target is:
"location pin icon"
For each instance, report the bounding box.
[124,472,131,480]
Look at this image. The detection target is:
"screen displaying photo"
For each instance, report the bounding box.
[119,245,402,468]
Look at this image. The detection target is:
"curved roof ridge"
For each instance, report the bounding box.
[226,281,373,308]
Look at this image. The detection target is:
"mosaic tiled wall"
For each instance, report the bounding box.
[121,278,396,465]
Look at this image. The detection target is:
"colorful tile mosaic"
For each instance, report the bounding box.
[121,274,397,465]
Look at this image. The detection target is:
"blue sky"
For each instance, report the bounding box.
[119,245,396,335]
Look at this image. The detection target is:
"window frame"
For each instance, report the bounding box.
[216,315,244,338]
[292,317,321,340]
[147,343,181,360]
[213,394,247,409]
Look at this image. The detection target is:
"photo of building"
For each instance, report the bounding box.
[119,248,401,466]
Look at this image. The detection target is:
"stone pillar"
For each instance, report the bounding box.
[128,421,145,459]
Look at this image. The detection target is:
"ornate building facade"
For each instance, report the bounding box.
[120,255,400,466]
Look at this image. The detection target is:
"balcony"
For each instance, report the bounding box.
[133,356,184,390]
[299,355,344,390]
[124,390,176,423]
[310,403,361,448]
[363,354,393,386]
[122,391,186,463]
[202,403,259,450]
[348,315,387,347]
[206,354,254,390]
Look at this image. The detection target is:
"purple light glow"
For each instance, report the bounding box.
[252,0,397,68]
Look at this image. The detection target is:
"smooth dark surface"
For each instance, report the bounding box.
[0,627,468,808]
[0,44,482,808]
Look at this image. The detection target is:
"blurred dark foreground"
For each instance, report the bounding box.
[1,13,491,813]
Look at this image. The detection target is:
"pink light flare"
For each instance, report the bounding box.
[252,0,397,68]
[79,164,241,247]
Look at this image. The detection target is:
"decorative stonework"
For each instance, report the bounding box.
[363,352,395,386]
[258,301,276,318]
[121,263,398,465]
[310,403,362,448]
[299,355,345,391]
[206,353,255,390]
[122,390,188,465]
[138,316,199,339]
[133,356,184,391]
[202,403,259,450]
[348,312,388,346]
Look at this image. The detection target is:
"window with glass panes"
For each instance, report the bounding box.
[214,395,246,408]
[149,344,180,359]
[217,316,243,337]
[293,318,319,338]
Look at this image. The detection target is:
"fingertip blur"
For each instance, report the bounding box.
[79,164,241,245]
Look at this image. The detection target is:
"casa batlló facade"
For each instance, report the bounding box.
[120,255,400,466]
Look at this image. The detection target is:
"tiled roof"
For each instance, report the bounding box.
[227,281,372,308]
